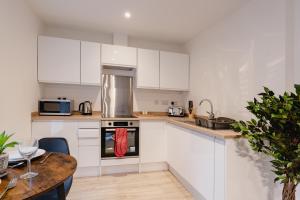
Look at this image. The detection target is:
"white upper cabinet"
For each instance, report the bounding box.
[38,36,81,84]
[160,51,189,91]
[137,49,160,89]
[81,41,101,85]
[101,44,137,67]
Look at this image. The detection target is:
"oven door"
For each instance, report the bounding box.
[101,127,139,158]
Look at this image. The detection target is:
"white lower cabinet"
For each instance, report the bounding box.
[31,121,101,177]
[140,121,166,163]
[32,119,226,199]
[77,128,100,168]
[31,121,79,160]
[78,146,100,167]
[214,138,225,200]
[166,123,215,200]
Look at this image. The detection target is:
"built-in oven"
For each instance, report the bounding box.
[101,120,139,158]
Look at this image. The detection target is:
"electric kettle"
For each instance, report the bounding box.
[79,101,92,115]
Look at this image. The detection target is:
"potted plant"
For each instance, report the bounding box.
[296,84,300,94]
[0,131,18,173]
[232,86,300,200]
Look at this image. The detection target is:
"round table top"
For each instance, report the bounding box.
[0,152,77,200]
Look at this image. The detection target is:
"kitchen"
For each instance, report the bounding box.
[1,0,300,200]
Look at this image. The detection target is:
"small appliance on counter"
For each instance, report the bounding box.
[188,100,195,119]
[79,101,92,115]
[39,98,73,116]
[168,101,185,117]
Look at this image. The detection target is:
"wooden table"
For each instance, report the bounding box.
[0,152,77,200]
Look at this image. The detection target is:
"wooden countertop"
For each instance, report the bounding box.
[133,113,241,139]
[31,111,102,121]
[31,112,241,139]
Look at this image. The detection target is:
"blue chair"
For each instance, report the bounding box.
[36,138,73,200]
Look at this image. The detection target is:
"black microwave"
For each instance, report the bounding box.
[39,99,74,116]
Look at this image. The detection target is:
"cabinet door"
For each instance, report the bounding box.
[38,36,80,84]
[166,123,214,200]
[78,146,100,167]
[140,121,166,163]
[31,121,78,160]
[160,51,189,91]
[137,49,160,89]
[81,41,101,85]
[214,138,225,200]
[101,44,137,67]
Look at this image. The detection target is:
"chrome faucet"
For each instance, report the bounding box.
[199,99,215,120]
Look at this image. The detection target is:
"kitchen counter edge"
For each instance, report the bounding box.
[31,112,241,139]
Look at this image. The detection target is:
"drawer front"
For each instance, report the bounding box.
[78,122,100,129]
[78,129,100,138]
[78,146,100,167]
[78,138,100,146]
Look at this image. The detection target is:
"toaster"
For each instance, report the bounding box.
[168,106,185,117]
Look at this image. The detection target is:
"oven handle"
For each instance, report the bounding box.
[104,128,137,132]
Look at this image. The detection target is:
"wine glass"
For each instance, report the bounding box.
[18,138,39,179]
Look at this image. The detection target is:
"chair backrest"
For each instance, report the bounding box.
[38,138,70,155]
[37,137,73,198]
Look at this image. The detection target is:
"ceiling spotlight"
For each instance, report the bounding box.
[124,12,131,19]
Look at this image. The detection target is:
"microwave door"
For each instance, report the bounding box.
[39,100,72,116]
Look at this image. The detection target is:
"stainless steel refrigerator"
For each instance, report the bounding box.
[101,74,133,118]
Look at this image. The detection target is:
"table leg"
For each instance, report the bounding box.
[57,183,66,200]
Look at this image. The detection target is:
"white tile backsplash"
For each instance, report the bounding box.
[133,88,187,112]
[40,84,101,111]
[40,84,187,112]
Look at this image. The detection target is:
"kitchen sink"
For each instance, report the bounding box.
[195,116,235,130]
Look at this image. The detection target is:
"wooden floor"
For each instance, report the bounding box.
[68,171,194,200]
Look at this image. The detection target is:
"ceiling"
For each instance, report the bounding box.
[26,0,249,44]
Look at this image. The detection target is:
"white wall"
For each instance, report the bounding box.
[41,85,186,112]
[133,89,186,112]
[40,25,187,112]
[0,0,42,140]
[185,0,299,199]
[186,0,286,121]
[294,0,300,84]
[40,84,101,111]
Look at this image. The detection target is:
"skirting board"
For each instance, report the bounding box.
[101,162,168,175]
[101,164,139,175]
[140,162,168,172]
[169,166,205,200]
[101,157,140,166]
[75,166,101,178]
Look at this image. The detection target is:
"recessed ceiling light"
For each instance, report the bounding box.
[124,11,131,19]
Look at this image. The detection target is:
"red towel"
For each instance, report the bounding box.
[114,128,128,157]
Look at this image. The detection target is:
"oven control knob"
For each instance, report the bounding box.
[130,122,133,126]
[108,122,112,126]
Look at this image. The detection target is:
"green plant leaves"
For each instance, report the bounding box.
[231,87,300,185]
[295,84,300,95]
[0,131,18,154]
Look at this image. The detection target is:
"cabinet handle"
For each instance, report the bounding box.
[105,128,136,132]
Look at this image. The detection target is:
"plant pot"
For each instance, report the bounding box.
[0,153,9,173]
